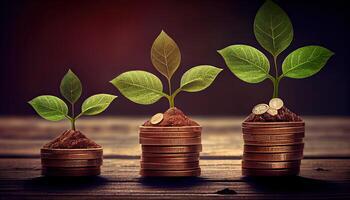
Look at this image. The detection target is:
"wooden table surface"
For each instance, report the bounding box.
[0,116,349,199]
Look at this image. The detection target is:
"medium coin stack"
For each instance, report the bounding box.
[242,122,305,176]
[41,148,103,176]
[139,125,202,177]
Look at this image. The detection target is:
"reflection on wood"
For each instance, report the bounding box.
[0,159,349,199]
[0,117,349,157]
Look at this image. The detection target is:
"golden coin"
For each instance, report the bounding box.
[40,148,103,159]
[42,166,101,177]
[41,148,103,154]
[243,132,305,141]
[41,158,103,168]
[267,108,278,116]
[244,139,303,146]
[141,145,202,153]
[242,130,305,135]
[141,155,199,163]
[242,121,305,128]
[269,98,284,110]
[142,152,199,158]
[41,152,103,160]
[140,161,199,170]
[244,144,304,153]
[243,152,303,161]
[242,160,301,169]
[252,103,269,115]
[242,168,300,176]
[139,131,201,138]
[140,126,202,132]
[242,126,305,135]
[140,168,201,177]
[140,137,201,146]
[150,113,164,125]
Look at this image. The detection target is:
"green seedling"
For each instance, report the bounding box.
[218,0,334,98]
[110,30,222,107]
[29,69,117,130]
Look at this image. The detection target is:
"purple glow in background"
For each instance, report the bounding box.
[0,0,348,116]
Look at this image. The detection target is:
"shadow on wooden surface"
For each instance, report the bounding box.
[1,159,349,199]
[139,177,207,188]
[23,176,108,191]
[242,176,347,194]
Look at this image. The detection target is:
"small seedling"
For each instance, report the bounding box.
[29,69,117,130]
[218,0,334,98]
[110,30,222,107]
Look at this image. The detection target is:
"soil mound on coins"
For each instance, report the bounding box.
[143,107,199,126]
[44,130,101,149]
[245,106,302,122]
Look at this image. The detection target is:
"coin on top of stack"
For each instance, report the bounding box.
[269,98,284,110]
[150,113,164,125]
[252,103,269,115]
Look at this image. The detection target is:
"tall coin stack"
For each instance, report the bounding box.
[41,148,103,176]
[139,121,202,177]
[241,98,305,176]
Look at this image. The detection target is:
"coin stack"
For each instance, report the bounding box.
[139,114,202,177]
[241,98,305,176]
[41,148,103,176]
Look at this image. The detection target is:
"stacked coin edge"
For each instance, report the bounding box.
[139,126,202,177]
[41,148,103,176]
[242,122,305,176]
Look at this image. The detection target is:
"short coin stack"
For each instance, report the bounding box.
[139,124,202,177]
[41,148,103,176]
[242,98,305,176]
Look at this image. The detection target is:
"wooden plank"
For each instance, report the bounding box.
[1,181,349,199]
[0,158,349,199]
[0,159,349,181]
[0,117,349,157]
[1,195,350,200]
[1,117,349,199]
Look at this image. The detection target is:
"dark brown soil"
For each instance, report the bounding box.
[43,130,101,149]
[245,106,303,122]
[143,107,199,127]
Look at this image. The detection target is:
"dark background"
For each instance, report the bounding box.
[0,0,348,116]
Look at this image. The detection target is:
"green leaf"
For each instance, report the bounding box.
[110,70,165,105]
[180,65,223,92]
[151,30,181,80]
[81,94,117,116]
[218,45,270,83]
[282,46,334,79]
[254,0,293,57]
[60,69,82,104]
[28,95,68,121]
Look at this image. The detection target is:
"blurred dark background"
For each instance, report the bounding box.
[0,0,348,116]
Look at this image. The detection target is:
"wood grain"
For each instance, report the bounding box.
[0,117,349,199]
[0,158,349,199]
[0,117,349,157]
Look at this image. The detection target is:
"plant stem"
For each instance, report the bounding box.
[272,56,279,98]
[169,96,175,108]
[273,77,280,98]
[64,115,76,131]
[167,78,174,108]
[169,88,181,108]
[71,118,76,131]
[70,103,76,130]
